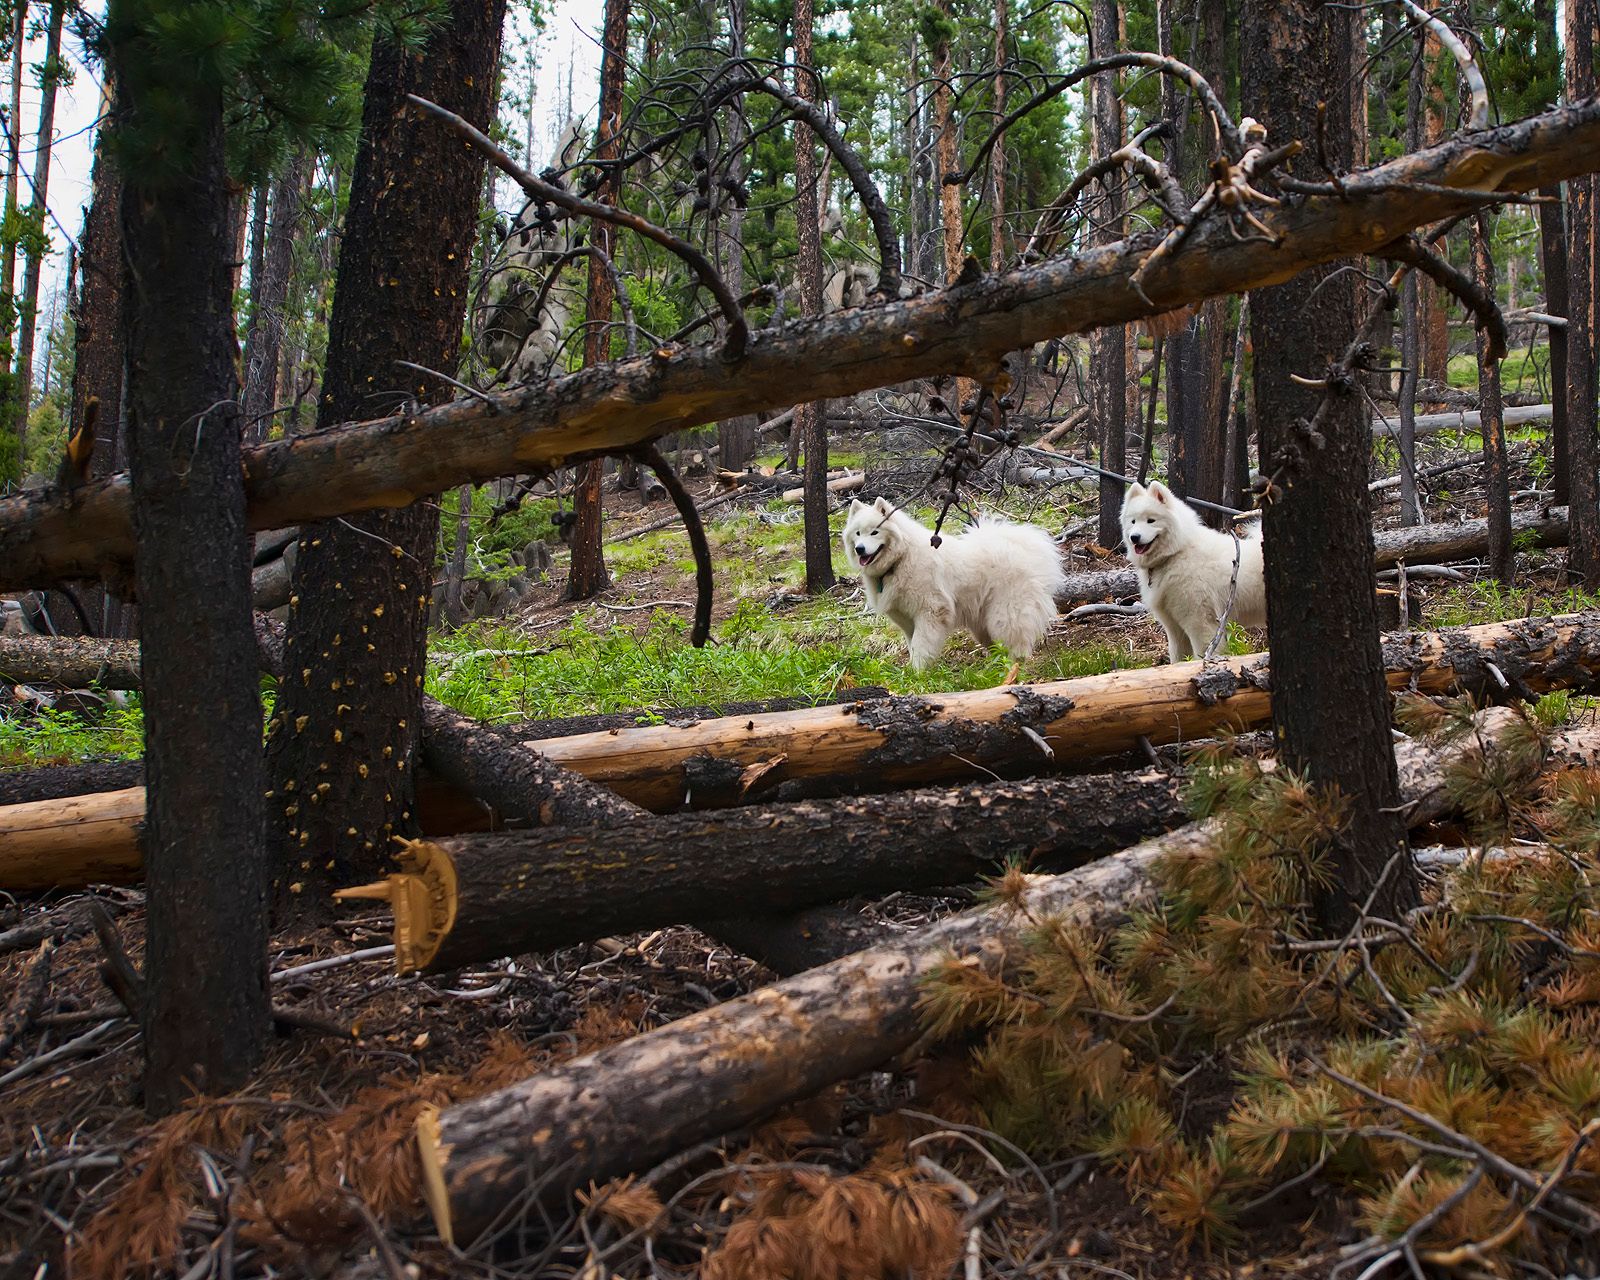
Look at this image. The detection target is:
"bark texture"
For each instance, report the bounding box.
[1564,0,1600,585]
[263,0,506,913]
[111,20,268,1112]
[563,0,628,602]
[1089,0,1126,546]
[1243,0,1412,931]
[5,103,1600,587]
[1471,212,1512,583]
[339,768,1190,973]
[419,708,1537,1242]
[241,150,309,439]
[794,0,833,593]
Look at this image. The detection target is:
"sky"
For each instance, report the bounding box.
[25,0,609,380]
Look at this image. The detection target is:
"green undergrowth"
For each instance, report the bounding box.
[923,694,1600,1266]
[1431,580,1600,628]
[0,702,145,769]
[427,600,1147,722]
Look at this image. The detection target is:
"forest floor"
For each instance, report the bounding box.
[2,413,1597,1278]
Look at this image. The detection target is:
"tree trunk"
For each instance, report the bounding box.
[1090,0,1126,546]
[343,769,1192,974]
[241,150,309,441]
[442,483,472,624]
[263,0,507,916]
[794,0,833,593]
[564,0,628,603]
[714,0,758,473]
[1535,0,1570,506]
[1565,0,1600,586]
[1397,23,1425,527]
[1472,211,1512,583]
[418,708,1536,1242]
[7,104,1600,588]
[0,0,24,481]
[69,76,131,637]
[988,0,1007,272]
[111,30,268,1113]
[11,0,64,464]
[1243,0,1414,933]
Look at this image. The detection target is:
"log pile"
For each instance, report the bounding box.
[416,705,1568,1243]
[6,613,1600,892]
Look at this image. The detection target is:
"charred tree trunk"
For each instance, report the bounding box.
[1535,0,1570,505]
[1397,22,1425,527]
[110,16,268,1114]
[1243,0,1415,932]
[988,0,1007,272]
[70,78,131,637]
[0,0,24,479]
[241,150,309,441]
[794,0,833,593]
[1090,0,1126,546]
[264,0,507,915]
[11,0,64,463]
[1472,211,1512,583]
[1565,0,1600,586]
[564,0,628,603]
[714,0,758,473]
[343,769,1191,974]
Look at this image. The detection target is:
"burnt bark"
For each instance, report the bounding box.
[1090,0,1126,546]
[563,0,627,602]
[347,769,1190,974]
[1536,0,1569,505]
[264,0,506,914]
[110,13,269,1112]
[418,709,1532,1242]
[794,0,833,592]
[1564,0,1600,586]
[1243,0,1414,932]
[6,104,1600,587]
[714,0,758,473]
[1472,211,1512,583]
[241,150,309,441]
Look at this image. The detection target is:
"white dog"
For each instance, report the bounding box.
[1120,481,1266,663]
[842,497,1066,670]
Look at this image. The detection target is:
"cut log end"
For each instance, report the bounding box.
[416,1103,455,1247]
[332,838,457,973]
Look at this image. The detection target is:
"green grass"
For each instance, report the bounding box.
[427,600,1148,723]
[1429,580,1600,628]
[0,702,145,769]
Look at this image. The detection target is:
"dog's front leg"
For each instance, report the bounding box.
[1152,610,1187,664]
[906,612,954,670]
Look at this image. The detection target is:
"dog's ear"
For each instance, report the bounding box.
[1150,481,1170,504]
[874,497,892,515]
[848,498,864,513]
[1126,482,1145,499]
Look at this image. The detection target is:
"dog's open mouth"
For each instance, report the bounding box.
[857,548,880,566]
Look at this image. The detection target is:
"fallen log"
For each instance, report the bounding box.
[781,470,864,503]
[7,614,1600,888]
[417,706,1544,1243]
[1371,402,1552,438]
[5,102,1600,588]
[335,767,1189,973]
[0,635,143,690]
[0,760,143,806]
[1034,404,1092,448]
[1055,509,1570,606]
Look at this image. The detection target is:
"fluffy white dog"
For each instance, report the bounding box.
[1120,480,1266,663]
[842,497,1066,670]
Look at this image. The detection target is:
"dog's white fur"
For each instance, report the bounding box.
[842,497,1066,669]
[1121,480,1266,663]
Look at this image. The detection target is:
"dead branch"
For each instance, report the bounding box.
[4,101,1598,590]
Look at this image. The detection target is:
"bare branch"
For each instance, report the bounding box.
[1398,0,1490,131]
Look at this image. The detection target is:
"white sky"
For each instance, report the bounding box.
[27,0,608,378]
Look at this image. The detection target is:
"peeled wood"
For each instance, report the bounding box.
[781,470,863,502]
[418,706,1538,1243]
[4,103,1600,588]
[1055,509,1571,606]
[334,768,1188,973]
